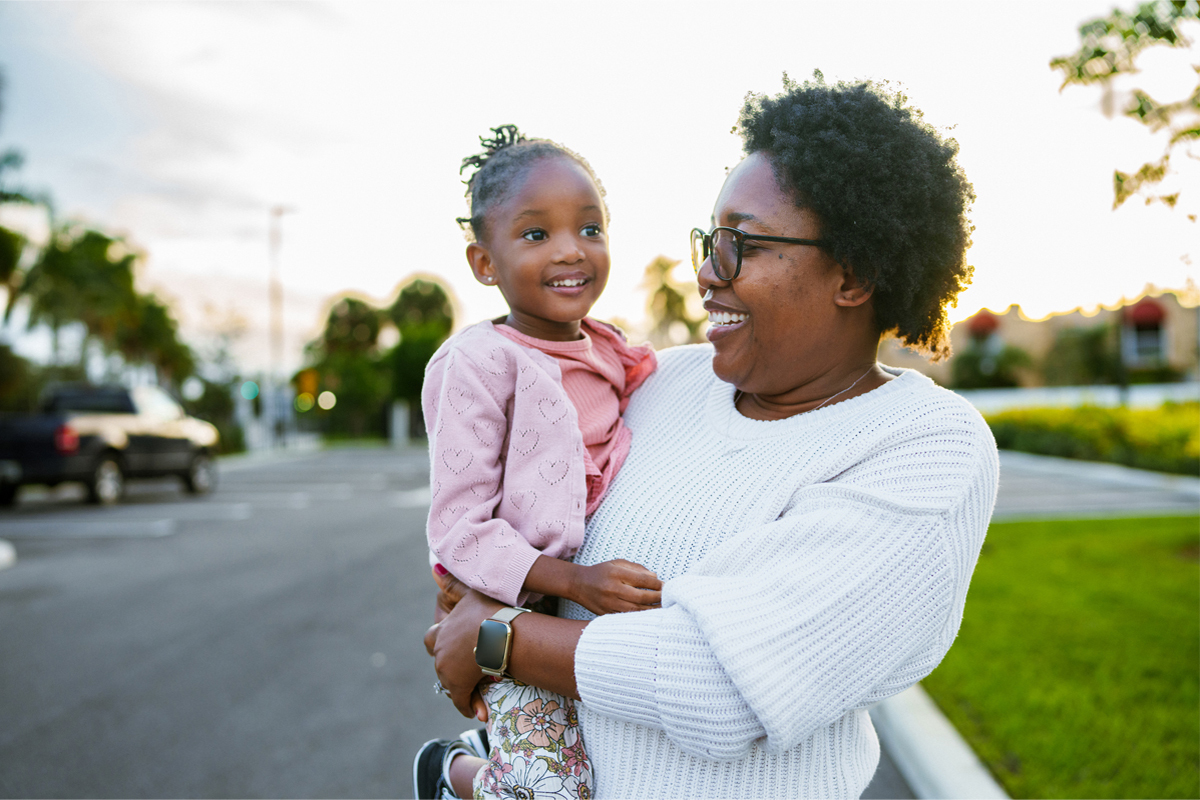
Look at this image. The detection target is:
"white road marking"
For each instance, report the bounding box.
[221,483,355,495]
[390,488,431,508]
[213,492,310,509]
[104,503,253,521]
[0,520,175,538]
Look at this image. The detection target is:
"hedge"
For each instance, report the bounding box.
[984,402,1199,476]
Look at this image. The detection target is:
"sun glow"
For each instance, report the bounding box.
[0,1,1193,369]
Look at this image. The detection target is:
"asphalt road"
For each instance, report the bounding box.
[0,447,472,798]
[0,446,911,799]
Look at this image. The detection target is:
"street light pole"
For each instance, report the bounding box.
[268,205,294,448]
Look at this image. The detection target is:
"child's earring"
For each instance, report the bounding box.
[482,276,494,284]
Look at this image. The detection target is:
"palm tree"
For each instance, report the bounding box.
[115,293,195,388]
[641,256,706,348]
[1,71,38,323]
[0,224,23,318]
[21,227,138,366]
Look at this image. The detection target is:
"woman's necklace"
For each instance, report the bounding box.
[735,364,877,415]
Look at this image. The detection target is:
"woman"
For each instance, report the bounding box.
[423,74,996,799]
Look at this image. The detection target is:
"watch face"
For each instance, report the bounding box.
[475,619,511,672]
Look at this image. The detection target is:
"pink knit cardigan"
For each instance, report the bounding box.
[423,319,655,607]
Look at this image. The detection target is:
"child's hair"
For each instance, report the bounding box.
[456,125,609,244]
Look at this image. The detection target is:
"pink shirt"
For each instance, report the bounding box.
[422,319,656,606]
[496,324,631,514]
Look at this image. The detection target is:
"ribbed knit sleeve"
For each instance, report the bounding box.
[576,486,970,757]
[573,607,667,730]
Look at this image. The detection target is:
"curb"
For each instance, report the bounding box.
[0,538,15,571]
[871,684,1008,799]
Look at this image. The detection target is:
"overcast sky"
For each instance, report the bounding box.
[0,1,1196,373]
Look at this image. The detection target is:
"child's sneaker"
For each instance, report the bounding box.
[412,738,473,799]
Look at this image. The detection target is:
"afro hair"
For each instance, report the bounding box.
[737,72,975,360]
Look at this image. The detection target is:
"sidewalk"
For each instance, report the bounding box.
[992,450,1199,520]
[871,450,1197,799]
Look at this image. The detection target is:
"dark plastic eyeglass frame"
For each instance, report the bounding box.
[690,226,829,281]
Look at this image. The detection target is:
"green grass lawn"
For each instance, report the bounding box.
[922,515,1200,799]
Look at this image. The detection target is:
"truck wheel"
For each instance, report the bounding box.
[0,483,16,507]
[182,452,216,495]
[86,456,125,505]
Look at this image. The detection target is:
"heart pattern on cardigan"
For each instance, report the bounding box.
[438,505,469,530]
[447,388,474,415]
[535,519,566,539]
[538,459,569,485]
[517,365,538,392]
[442,448,473,474]
[472,420,499,446]
[449,531,479,562]
[513,429,540,455]
[538,398,567,424]
[481,348,508,376]
[509,491,536,511]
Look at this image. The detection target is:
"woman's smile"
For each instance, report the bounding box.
[704,301,750,340]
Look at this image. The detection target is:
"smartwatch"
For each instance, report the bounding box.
[474,607,531,677]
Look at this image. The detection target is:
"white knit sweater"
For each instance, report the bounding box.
[563,344,998,799]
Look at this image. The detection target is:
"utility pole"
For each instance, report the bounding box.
[268,205,294,448]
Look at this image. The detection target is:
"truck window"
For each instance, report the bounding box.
[43,391,136,414]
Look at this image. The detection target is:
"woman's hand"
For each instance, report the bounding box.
[424,564,590,716]
[431,564,467,623]
[424,581,503,720]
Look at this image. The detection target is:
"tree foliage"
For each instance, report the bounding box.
[0,72,33,310]
[320,296,381,355]
[297,277,454,439]
[951,340,1033,389]
[0,69,196,396]
[12,226,195,386]
[1042,324,1127,385]
[386,278,453,404]
[0,223,25,306]
[641,256,706,348]
[1052,0,1200,211]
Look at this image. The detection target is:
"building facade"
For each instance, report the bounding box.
[880,288,1200,387]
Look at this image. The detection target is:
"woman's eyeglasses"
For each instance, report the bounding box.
[690,226,828,281]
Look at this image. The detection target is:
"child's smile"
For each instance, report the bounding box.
[467,157,610,342]
[545,271,593,296]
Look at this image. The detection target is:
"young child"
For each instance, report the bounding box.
[416,126,660,800]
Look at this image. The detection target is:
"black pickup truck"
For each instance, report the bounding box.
[0,384,220,506]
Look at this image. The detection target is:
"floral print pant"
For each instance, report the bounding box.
[473,678,593,800]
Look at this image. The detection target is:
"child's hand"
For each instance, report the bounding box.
[573,559,662,615]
